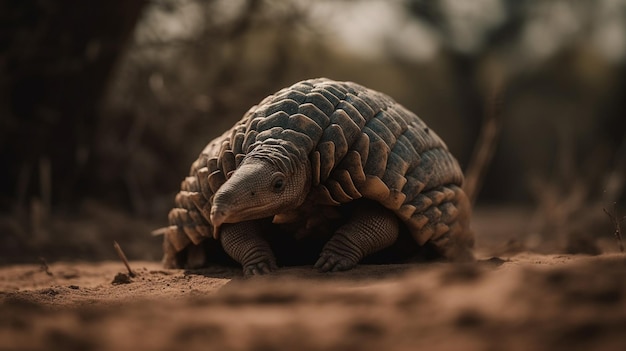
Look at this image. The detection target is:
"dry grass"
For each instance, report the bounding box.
[463,79,503,205]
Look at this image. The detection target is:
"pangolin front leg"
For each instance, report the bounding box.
[315,201,400,272]
[219,220,277,276]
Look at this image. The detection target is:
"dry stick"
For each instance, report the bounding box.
[464,84,503,205]
[113,241,136,277]
[603,202,625,253]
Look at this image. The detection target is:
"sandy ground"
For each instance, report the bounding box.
[1,206,625,351]
[1,253,625,351]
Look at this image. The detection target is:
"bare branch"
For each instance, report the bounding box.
[113,241,136,277]
[464,80,504,205]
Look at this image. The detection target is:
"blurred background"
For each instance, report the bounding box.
[1,0,625,264]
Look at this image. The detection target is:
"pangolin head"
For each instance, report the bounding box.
[209,144,310,238]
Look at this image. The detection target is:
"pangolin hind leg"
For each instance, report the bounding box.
[220,220,278,276]
[315,201,400,272]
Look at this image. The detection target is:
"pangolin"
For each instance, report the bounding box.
[160,78,473,275]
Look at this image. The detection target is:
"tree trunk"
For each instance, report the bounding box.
[0,0,146,211]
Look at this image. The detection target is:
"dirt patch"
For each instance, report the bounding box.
[1,254,626,351]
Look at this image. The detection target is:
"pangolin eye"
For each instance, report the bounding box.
[271,172,286,192]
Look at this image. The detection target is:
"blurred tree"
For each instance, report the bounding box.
[3,0,624,212]
[1,0,625,262]
[0,0,146,212]
[407,0,626,204]
[99,0,315,215]
[406,0,522,159]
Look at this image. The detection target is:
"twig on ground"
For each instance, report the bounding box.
[603,202,625,253]
[113,241,136,277]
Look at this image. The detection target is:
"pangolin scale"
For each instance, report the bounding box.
[161,78,473,274]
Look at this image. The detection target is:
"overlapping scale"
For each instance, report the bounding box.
[164,78,471,268]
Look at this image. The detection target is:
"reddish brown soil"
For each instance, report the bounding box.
[1,206,625,350]
[1,252,626,351]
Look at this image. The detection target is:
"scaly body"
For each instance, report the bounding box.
[161,78,473,275]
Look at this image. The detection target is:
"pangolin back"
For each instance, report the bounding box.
[163,78,473,268]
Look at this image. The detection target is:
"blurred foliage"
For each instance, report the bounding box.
[102,0,625,207]
[1,0,625,261]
